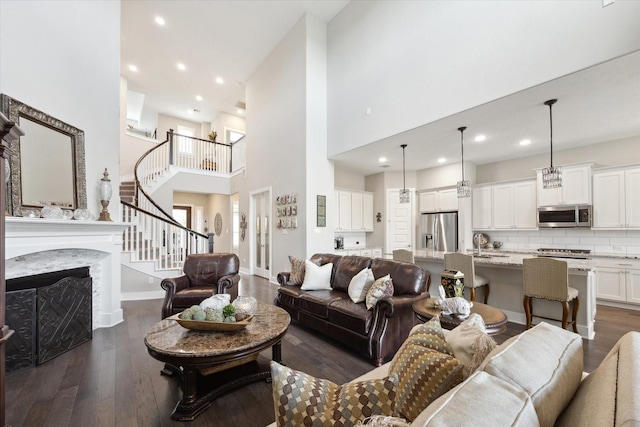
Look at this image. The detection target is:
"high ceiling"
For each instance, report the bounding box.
[122,2,639,175]
[121,0,349,127]
[331,50,640,175]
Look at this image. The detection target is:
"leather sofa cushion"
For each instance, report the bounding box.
[183,253,239,286]
[331,256,372,293]
[172,286,220,309]
[371,258,426,295]
[299,290,349,319]
[328,299,373,335]
[276,285,305,310]
[412,371,539,427]
[478,322,583,427]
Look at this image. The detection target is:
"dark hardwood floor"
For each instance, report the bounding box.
[5,274,639,426]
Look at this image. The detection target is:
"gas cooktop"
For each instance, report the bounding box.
[536,248,592,260]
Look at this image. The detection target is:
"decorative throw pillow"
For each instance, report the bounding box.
[300,260,333,291]
[348,267,376,303]
[445,313,497,379]
[271,361,398,427]
[365,275,393,310]
[289,256,320,285]
[403,316,454,356]
[389,317,463,422]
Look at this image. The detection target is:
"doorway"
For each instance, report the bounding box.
[385,188,415,255]
[250,188,271,279]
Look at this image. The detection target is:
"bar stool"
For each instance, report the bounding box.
[443,252,490,303]
[522,257,579,332]
[392,248,415,263]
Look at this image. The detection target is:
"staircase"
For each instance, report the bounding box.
[119,181,135,204]
[120,130,229,274]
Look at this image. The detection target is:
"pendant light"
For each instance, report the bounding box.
[399,144,410,203]
[457,126,471,198]
[542,99,562,189]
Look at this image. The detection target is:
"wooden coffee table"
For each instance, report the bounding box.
[412,299,507,335]
[145,304,290,421]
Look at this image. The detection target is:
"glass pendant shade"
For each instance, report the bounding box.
[457,126,471,198]
[399,144,410,203]
[457,180,471,197]
[542,99,562,189]
[399,188,410,203]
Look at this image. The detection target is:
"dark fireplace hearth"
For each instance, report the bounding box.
[6,267,92,374]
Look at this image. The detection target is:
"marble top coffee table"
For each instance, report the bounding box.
[145,304,290,421]
[412,299,507,336]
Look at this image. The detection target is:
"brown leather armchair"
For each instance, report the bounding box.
[161,253,240,319]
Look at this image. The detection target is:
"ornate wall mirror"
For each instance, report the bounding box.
[1,94,87,215]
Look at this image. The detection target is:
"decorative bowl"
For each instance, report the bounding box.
[73,208,92,221]
[41,205,63,219]
[61,210,74,220]
[21,208,41,218]
[169,312,254,332]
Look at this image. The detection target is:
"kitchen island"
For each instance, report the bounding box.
[414,250,597,339]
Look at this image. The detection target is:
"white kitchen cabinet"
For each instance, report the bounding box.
[351,193,364,230]
[363,193,374,231]
[371,248,383,258]
[335,189,374,232]
[474,181,536,230]
[472,187,492,229]
[360,249,372,257]
[419,188,458,213]
[491,184,514,229]
[593,167,640,229]
[596,267,627,302]
[537,163,591,207]
[513,181,538,229]
[596,266,640,305]
[336,191,352,231]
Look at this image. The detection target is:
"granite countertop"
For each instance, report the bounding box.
[414,249,640,272]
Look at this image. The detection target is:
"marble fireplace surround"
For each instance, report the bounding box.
[5,218,128,330]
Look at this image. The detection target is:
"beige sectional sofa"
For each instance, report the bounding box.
[267,322,640,426]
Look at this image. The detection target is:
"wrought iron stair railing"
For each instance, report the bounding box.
[121,130,232,269]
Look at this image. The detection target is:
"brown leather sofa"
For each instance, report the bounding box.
[276,253,430,366]
[161,253,240,319]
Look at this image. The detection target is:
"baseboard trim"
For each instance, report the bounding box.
[122,290,165,301]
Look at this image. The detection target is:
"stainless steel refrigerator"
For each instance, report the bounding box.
[420,212,458,252]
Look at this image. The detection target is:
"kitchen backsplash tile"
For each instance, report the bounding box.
[475,229,639,256]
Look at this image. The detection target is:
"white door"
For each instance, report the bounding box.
[386,188,414,255]
[250,188,271,279]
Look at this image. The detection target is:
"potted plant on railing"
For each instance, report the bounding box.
[208,130,217,142]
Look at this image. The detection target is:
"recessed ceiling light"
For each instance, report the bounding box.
[128,65,138,72]
[155,16,165,26]
[195,95,203,101]
[437,157,446,163]
[519,139,532,146]
[237,108,244,114]
[187,110,193,114]
[474,135,486,142]
[177,63,186,71]
[215,77,224,84]
[378,157,387,163]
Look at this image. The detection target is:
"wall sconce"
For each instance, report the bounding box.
[98,168,112,221]
[376,212,382,222]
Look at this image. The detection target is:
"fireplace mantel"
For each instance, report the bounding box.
[5,217,129,329]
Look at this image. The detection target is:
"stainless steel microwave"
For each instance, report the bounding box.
[538,205,591,228]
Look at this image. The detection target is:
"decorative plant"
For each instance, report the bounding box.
[208,130,217,141]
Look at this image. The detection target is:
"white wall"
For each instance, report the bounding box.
[0,0,121,221]
[327,1,640,158]
[241,16,308,275]
[335,169,366,190]
[475,137,640,184]
[212,112,246,143]
[157,113,203,141]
